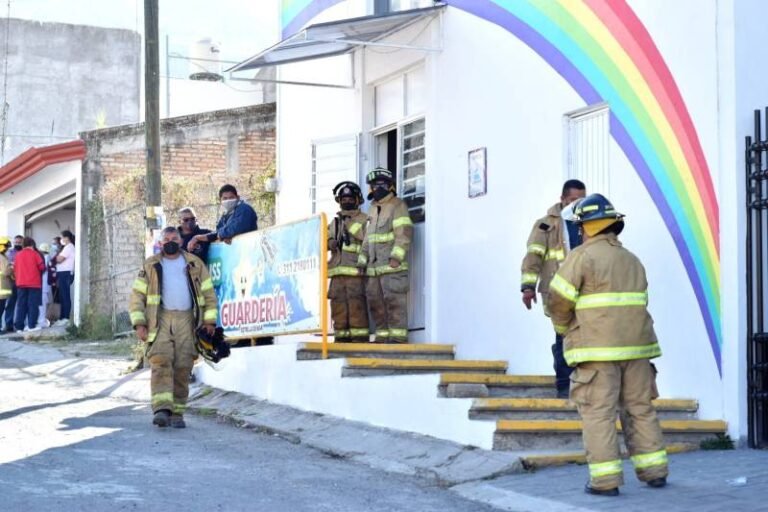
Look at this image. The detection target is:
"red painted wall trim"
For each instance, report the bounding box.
[0,140,86,193]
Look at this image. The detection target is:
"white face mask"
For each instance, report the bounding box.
[222,198,238,212]
[561,201,578,222]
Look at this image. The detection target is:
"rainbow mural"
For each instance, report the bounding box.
[280,0,722,372]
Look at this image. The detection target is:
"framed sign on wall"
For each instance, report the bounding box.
[468,147,487,198]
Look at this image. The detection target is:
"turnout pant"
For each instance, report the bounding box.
[328,276,369,342]
[4,284,16,329]
[366,271,409,343]
[146,309,196,417]
[570,359,668,490]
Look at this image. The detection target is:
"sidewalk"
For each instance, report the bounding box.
[1,337,766,512]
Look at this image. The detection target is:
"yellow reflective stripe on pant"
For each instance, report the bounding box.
[200,278,214,292]
[576,292,648,310]
[130,311,147,325]
[133,278,148,294]
[545,248,565,261]
[527,243,546,256]
[368,232,395,243]
[392,216,413,229]
[565,343,662,365]
[147,294,161,305]
[376,330,389,337]
[631,450,668,470]
[335,329,351,338]
[349,328,369,337]
[389,328,407,339]
[173,403,187,414]
[342,243,361,254]
[550,274,579,302]
[589,459,623,479]
[554,323,568,335]
[390,246,406,261]
[521,272,538,285]
[329,266,361,277]
[348,222,363,236]
[366,263,409,277]
[151,392,173,406]
[203,308,218,322]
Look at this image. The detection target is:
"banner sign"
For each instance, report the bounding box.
[207,216,324,339]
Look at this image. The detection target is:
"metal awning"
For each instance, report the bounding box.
[228,4,445,74]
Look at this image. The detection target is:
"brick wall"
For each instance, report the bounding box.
[80,103,276,325]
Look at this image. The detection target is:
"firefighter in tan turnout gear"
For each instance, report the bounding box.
[129,227,218,428]
[327,181,369,342]
[358,168,413,344]
[548,194,668,497]
[521,180,586,398]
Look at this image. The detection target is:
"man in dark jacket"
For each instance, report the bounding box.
[178,207,212,263]
[188,184,257,251]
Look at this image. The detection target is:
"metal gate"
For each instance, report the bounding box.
[746,108,768,448]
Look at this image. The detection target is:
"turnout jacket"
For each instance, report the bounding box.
[129,252,218,344]
[357,193,413,276]
[521,202,567,297]
[327,210,368,278]
[0,252,12,298]
[547,233,660,366]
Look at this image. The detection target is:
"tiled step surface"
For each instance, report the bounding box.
[342,358,508,377]
[296,342,456,361]
[439,373,558,398]
[470,398,699,420]
[493,419,727,451]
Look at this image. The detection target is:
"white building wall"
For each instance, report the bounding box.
[270,0,741,432]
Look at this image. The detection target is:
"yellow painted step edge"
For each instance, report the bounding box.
[299,342,455,353]
[496,419,727,433]
[474,398,698,412]
[345,357,508,370]
[440,373,555,386]
[521,442,698,468]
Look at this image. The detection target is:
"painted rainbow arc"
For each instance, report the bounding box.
[279,0,722,371]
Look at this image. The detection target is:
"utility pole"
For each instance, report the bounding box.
[144,0,162,239]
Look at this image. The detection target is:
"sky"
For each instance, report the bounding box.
[7,0,280,73]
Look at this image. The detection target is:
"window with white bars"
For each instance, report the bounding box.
[400,118,425,223]
[311,136,358,219]
[564,104,610,196]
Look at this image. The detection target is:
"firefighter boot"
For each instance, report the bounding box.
[170,415,186,428]
[153,409,170,427]
[584,483,619,497]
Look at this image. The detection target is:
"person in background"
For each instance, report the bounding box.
[3,235,23,332]
[54,230,75,326]
[178,207,212,263]
[0,237,12,326]
[14,237,45,332]
[187,184,257,251]
[37,243,53,328]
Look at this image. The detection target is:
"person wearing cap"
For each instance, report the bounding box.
[548,193,667,497]
[328,181,369,343]
[521,180,587,398]
[0,236,13,326]
[357,168,413,344]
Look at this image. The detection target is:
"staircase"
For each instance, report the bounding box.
[297,342,727,468]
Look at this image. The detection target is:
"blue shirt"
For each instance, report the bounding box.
[215,200,258,240]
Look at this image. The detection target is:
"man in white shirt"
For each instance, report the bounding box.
[54,230,76,326]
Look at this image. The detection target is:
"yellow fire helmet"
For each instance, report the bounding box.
[0,236,10,246]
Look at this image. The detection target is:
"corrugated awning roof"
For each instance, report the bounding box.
[228,4,444,73]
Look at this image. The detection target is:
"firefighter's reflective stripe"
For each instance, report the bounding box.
[368,232,395,243]
[172,403,187,414]
[0,288,12,298]
[576,292,648,310]
[527,243,546,256]
[588,459,623,479]
[550,274,579,302]
[357,253,368,266]
[390,246,406,261]
[349,328,369,337]
[335,329,351,338]
[133,279,148,294]
[521,272,538,285]
[147,295,161,305]
[200,278,214,292]
[130,311,147,325]
[389,328,407,339]
[196,295,206,307]
[565,343,662,365]
[203,309,218,322]
[545,249,565,261]
[554,323,568,335]
[366,262,410,277]
[147,329,158,343]
[151,392,174,406]
[631,449,668,470]
[342,243,361,254]
[375,329,390,338]
[392,216,413,229]
[348,222,363,236]
[329,266,361,278]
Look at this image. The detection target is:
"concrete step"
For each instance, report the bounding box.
[493,419,727,451]
[296,342,455,361]
[470,398,699,421]
[520,442,699,470]
[439,373,557,398]
[342,358,508,377]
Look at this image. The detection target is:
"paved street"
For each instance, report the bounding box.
[0,352,495,512]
